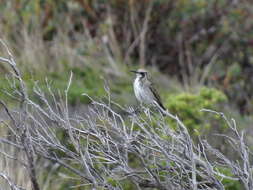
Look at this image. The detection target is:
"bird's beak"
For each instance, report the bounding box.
[130,70,138,73]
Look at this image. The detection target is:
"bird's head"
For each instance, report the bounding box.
[130,68,148,79]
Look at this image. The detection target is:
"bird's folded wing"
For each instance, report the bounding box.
[149,83,166,110]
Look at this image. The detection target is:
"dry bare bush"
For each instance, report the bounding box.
[0,40,252,190]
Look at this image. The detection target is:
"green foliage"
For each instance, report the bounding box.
[0,77,13,103]
[165,87,227,135]
[0,66,105,105]
[107,177,136,190]
[107,177,117,187]
[216,167,242,190]
[48,66,104,105]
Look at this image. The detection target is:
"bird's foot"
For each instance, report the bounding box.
[143,107,152,118]
[127,106,143,116]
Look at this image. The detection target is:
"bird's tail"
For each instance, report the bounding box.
[154,101,167,115]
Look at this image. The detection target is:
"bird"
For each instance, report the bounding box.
[131,68,166,113]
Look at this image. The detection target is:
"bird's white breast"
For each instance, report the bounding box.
[133,78,154,105]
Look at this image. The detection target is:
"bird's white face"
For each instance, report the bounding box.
[136,72,145,79]
[131,70,148,79]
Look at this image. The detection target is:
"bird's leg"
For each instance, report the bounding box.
[130,103,142,114]
[140,103,148,113]
[141,104,151,118]
[137,103,151,117]
[127,106,137,115]
[145,108,152,119]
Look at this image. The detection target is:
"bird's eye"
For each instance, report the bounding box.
[140,72,146,77]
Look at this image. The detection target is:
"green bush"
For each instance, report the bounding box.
[216,167,242,190]
[0,66,105,105]
[165,87,227,135]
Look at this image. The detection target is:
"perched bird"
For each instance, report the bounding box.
[131,69,166,112]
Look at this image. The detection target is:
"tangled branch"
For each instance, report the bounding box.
[0,40,252,190]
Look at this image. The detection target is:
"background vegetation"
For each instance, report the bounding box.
[0,0,253,189]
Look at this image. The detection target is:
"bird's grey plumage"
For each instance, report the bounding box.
[131,69,166,111]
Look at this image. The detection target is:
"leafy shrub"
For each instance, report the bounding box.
[165,87,227,135]
[48,66,105,105]
[0,66,105,105]
[216,167,242,190]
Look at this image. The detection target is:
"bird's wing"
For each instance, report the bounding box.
[149,82,166,111]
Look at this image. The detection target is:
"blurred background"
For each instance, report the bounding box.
[0,0,253,189]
